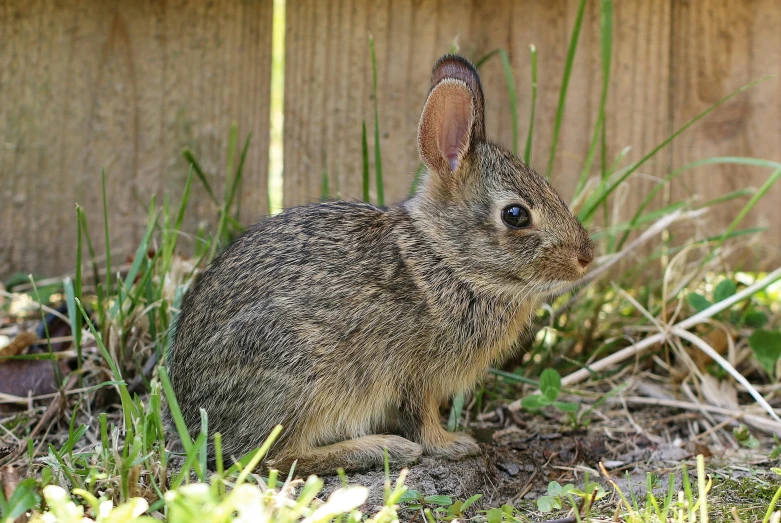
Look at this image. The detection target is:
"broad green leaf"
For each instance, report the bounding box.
[486,507,505,523]
[748,330,781,378]
[424,495,453,506]
[536,495,562,513]
[521,394,552,411]
[548,481,563,496]
[687,292,711,313]
[714,279,737,303]
[744,310,769,328]
[461,494,483,512]
[539,368,562,401]
[554,401,580,413]
[733,425,760,449]
[399,490,421,503]
[3,478,41,521]
[536,496,553,513]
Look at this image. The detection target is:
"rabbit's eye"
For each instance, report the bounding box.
[501,204,531,229]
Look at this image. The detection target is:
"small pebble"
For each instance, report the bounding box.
[429,466,449,479]
[498,461,520,476]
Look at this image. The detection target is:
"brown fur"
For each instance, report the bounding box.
[166,55,595,476]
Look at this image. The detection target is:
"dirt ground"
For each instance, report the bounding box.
[320,405,780,518]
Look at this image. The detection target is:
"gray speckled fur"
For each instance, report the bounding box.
[166,55,594,476]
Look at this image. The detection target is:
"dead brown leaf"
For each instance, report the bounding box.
[0,359,70,401]
[0,331,38,359]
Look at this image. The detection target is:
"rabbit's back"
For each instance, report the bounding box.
[167,201,433,459]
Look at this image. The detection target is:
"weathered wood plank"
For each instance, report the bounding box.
[282,0,673,247]
[0,0,273,278]
[671,0,781,268]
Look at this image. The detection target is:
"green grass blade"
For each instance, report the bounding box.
[68,207,84,382]
[183,148,219,207]
[617,156,781,249]
[63,278,82,381]
[75,297,136,429]
[599,0,613,177]
[409,162,426,197]
[762,482,781,523]
[489,368,539,386]
[111,200,158,317]
[705,165,781,265]
[362,120,370,202]
[498,49,518,156]
[447,392,465,432]
[172,433,207,489]
[214,432,224,482]
[575,0,613,195]
[158,366,196,458]
[29,276,62,389]
[369,35,384,206]
[101,170,112,296]
[545,0,588,179]
[474,49,499,70]
[76,208,100,296]
[235,425,284,487]
[48,444,83,489]
[212,132,251,258]
[128,247,162,310]
[159,168,193,293]
[523,44,538,165]
[224,123,239,203]
[695,187,755,209]
[580,76,773,222]
[198,408,209,482]
[230,129,247,221]
[225,132,251,222]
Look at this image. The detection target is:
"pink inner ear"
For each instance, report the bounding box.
[438,94,471,172]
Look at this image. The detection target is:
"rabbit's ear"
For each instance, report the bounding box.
[418,56,485,174]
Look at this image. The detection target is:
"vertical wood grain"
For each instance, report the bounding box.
[3,0,780,277]
[0,0,273,278]
[671,0,781,267]
[282,0,674,258]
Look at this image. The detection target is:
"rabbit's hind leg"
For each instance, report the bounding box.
[271,435,422,476]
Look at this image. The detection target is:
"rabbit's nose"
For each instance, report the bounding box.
[577,252,593,268]
[577,236,595,268]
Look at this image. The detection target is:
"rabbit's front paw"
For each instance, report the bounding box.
[383,435,424,465]
[424,432,480,460]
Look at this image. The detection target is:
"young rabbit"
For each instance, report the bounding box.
[167,55,595,476]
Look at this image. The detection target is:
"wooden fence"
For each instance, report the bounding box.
[2,0,780,279]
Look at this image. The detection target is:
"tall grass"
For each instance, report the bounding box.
[369,35,384,207]
[523,44,537,165]
[545,0,589,179]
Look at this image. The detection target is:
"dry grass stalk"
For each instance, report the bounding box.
[559,265,781,387]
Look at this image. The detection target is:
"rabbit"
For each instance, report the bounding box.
[166,54,595,477]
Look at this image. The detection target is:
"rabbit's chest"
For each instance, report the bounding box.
[483,298,537,359]
[441,296,538,390]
